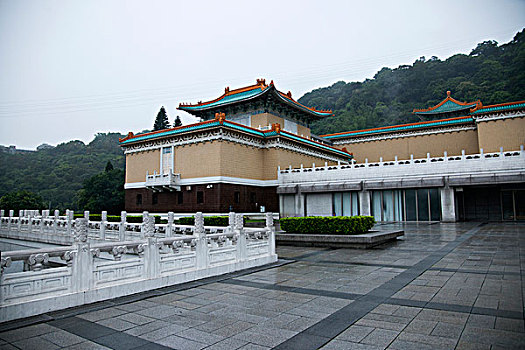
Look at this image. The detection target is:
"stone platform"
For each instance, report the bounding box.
[275,229,404,248]
[1,222,523,350]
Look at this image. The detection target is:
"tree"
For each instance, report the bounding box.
[0,190,45,212]
[77,168,125,214]
[153,106,170,130]
[173,116,183,127]
[105,161,114,172]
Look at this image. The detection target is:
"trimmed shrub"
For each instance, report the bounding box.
[177,216,243,227]
[279,216,375,235]
[73,213,162,223]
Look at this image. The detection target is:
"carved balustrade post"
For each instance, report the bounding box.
[167,212,174,237]
[7,210,14,233]
[265,212,276,256]
[72,218,93,292]
[27,210,33,238]
[194,212,208,269]
[140,211,149,238]
[236,213,246,262]
[0,209,3,219]
[228,212,235,234]
[17,210,23,233]
[100,211,107,240]
[143,213,159,279]
[66,210,74,237]
[53,209,59,235]
[119,211,126,241]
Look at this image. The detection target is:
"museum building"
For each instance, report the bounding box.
[119,79,352,213]
[121,80,525,222]
[278,92,525,222]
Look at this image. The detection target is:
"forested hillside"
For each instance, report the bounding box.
[300,29,525,135]
[0,133,124,210]
[1,29,523,211]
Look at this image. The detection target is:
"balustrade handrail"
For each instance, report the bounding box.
[278,147,525,175]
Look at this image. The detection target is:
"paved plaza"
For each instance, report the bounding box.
[1,222,524,349]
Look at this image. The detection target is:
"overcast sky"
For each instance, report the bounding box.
[1,0,524,149]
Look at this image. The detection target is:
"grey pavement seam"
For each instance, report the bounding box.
[272,224,484,350]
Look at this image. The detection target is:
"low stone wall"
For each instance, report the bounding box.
[275,230,404,248]
[0,212,277,322]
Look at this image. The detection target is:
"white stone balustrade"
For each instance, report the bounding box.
[278,147,525,185]
[0,212,277,322]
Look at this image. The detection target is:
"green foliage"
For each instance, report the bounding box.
[0,190,45,212]
[0,133,125,211]
[153,106,170,130]
[73,213,163,223]
[105,161,114,172]
[76,167,124,215]
[300,29,525,135]
[178,216,239,226]
[279,216,376,235]
[173,116,183,127]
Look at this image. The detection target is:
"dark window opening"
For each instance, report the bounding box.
[250,192,256,203]
[152,193,158,205]
[177,192,183,204]
[136,194,142,205]
[197,191,204,204]
[234,191,241,204]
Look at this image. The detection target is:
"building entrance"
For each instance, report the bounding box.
[456,185,525,221]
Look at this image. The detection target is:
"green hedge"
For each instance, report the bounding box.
[279,216,375,235]
[73,213,163,223]
[178,216,232,226]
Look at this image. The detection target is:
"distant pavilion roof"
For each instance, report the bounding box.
[178,79,332,119]
[413,91,480,116]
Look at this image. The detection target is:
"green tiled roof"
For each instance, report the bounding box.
[471,102,525,114]
[323,116,474,139]
[415,100,477,115]
[179,88,265,111]
[120,120,349,157]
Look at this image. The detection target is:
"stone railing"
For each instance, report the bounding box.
[145,171,181,190]
[0,210,215,245]
[278,147,525,184]
[0,212,277,322]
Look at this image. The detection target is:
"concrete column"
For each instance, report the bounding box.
[440,187,456,222]
[294,189,305,217]
[359,190,371,216]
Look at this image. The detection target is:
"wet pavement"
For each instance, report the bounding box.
[1,222,524,349]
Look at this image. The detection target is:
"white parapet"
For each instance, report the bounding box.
[0,212,278,322]
[278,148,525,188]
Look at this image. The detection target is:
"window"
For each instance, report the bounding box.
[177,192,183,205]
[136,194,142,205]
[250,192,256,204]
[197,191,204,204]
[152,193,158,205]
[370,188,441,222]
[234,191,241,204]
[333,192,359,216]
[162,147,173,175]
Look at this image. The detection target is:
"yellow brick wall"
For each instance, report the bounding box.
[174,142,222,178]
[336,129,479,162]
[125,149,161,183]
[263,148,337,180]
[477,117,525,152]
[250,113,283,129]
